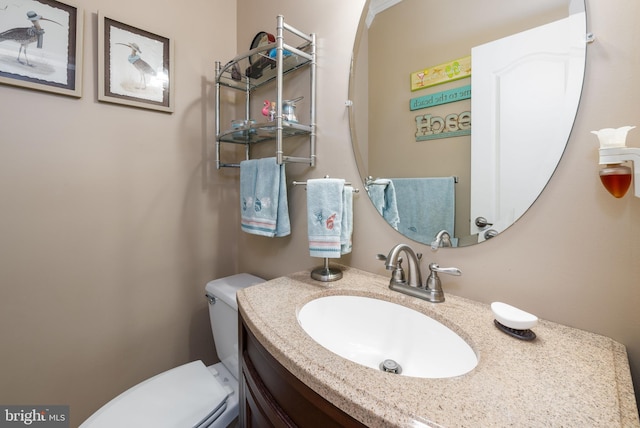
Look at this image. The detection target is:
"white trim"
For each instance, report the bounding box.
[366,0,402,28]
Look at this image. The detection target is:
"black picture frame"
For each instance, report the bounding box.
[98,11,173,112]
[0,0,83,97]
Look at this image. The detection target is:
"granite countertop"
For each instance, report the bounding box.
[237,266,640,427]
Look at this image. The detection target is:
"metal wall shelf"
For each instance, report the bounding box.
[217,42,312,92]
[215,16,316,169]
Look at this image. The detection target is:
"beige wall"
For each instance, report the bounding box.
[366,0,471,237]
[237,0,640,407]
[0,0,638,425]
[0,0,237,425]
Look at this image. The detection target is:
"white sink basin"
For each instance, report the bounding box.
[297,295,477,378]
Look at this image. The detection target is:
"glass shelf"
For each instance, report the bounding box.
[217,120,311,144]
[217,42,312,92]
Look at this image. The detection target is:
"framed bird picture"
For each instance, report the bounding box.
[0,0,83,97]
[98,12,174,113]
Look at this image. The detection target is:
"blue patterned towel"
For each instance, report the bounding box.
[307,178,347,258]
[240,158,290,237]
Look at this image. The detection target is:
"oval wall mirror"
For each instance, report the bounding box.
[349,0,587,247]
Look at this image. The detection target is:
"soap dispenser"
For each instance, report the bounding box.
[599,164,632,198]
[592,126,635,198]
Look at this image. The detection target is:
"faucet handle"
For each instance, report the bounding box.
[424,263,460,303]
[377,253,393,270]
[429,263,461,276]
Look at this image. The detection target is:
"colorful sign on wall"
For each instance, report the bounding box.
[410,85,471,111]
[415,111,471,141]
[410,56,471,91]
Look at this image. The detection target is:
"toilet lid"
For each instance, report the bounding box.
[81,361,229,428]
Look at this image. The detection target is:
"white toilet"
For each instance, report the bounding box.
[80,273,265,428]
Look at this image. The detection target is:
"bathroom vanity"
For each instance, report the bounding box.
[237,267,639,427]
[239,316,366,427]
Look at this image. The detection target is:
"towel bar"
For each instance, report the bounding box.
[364,176,458,186]
[292,180,359,192]
[364,176,457,191]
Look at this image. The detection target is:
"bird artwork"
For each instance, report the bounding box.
[0,10,61,67]
[116,42,156,90]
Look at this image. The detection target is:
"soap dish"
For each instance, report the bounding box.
[494,319,536,341]
[491,302,538,341]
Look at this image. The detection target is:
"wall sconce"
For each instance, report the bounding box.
[593,126,640,198]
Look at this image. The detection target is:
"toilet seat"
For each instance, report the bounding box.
[80,361,230,428]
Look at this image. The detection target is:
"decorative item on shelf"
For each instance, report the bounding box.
[593,126,640,198]
[261,96,303,122]
[245,56,275,79]
[268,47,292,59]
[282,96,303,122]
[230,63,241,81]
[249,31,275,64]
[231,119,256,139]
[261,100,276,122]
[245,31,276,79]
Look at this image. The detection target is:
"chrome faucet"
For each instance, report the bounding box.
[431,230,453,249]
[380,244,461,303]
[382,244,422,287]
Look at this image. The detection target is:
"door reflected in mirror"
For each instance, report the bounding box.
[349,0,587,247]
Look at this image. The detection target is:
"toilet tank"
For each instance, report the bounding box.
[205,274,265,379]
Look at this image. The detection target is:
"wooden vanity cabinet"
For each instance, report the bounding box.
[239,314,367,427]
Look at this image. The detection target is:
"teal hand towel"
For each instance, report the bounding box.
[366,179,399,230]
[307,178,345,258]
[392,177,455,245]
[240,158,290,237]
